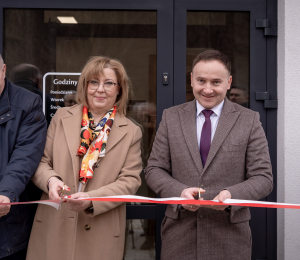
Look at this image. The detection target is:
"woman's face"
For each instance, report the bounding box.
[87,68,119,116]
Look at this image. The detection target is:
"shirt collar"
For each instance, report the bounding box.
[196,99,224,117]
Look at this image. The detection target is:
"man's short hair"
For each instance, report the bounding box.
[192,50,231,75]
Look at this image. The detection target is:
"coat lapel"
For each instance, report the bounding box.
[203,98,240,173]
[179,100,204,175]
[61,104,82,191]
[61,106,127,192]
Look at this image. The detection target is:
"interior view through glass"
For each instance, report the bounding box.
[186,11,250,108]
[4,9,157,259]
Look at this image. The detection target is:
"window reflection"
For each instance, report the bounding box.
[63,90,77,107]
[186,12,250,108]
[229,86,249,107]
[10,63,43,101]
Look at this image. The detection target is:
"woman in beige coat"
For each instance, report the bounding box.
[26,56,142,260]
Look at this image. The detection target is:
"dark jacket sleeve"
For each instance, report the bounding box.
[0,96,47,202]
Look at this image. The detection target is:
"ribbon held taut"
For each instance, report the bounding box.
[0,195,300,210]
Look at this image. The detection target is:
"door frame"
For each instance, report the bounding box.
[173,0,277,259]
[0,1,174,259]
[0,0,277,259]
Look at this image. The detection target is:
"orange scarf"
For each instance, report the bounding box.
[77,106,116,184]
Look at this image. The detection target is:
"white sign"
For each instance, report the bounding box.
[42,72,81,114]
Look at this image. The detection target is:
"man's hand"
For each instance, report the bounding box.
[0,195,11,218]
[48,177,70,200]
[202,190,231,211]
[65,192,92,213]
[180,187,205,211]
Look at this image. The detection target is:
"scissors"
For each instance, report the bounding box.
[58,184,66,209]
[198,187,202,200]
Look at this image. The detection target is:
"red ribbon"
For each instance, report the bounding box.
[0,196,299,210]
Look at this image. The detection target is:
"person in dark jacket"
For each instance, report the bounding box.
[0,54,47,259]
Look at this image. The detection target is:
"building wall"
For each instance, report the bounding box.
[277,0,300,259]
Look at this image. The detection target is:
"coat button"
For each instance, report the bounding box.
[85,224,91,230]
[199,214,205,219]
[7,114,10,116]
[13,198,16,201]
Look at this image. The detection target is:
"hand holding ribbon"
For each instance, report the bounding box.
[180,187,206,211]
[48,177,71,200]
[65,192,92,213]
[0,195,11,218]
[201,190,232,211]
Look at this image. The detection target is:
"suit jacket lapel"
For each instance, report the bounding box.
[61,104,82,191]
[203,98,240,173]
[179,100,204,175]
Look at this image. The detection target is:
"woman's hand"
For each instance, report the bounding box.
[65,192,92,213]
[48,177,70,200]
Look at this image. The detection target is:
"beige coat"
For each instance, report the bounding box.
[26,104,142,260]
[145,98,273,260]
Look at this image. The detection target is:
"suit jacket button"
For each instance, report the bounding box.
[199,214,205,219]
[85,224,91,230]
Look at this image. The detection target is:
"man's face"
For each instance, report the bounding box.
[229,88,248,105]
[0,63,6,94]
[191,60,232,109]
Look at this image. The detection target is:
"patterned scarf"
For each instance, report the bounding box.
[78,105,117,184]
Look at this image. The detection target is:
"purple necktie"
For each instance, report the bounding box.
[200,109,214,166]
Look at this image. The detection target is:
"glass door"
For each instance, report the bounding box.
[0,1,173,259]
[174,0,276,259]
[0,0,277,259]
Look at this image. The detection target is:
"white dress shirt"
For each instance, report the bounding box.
[196,100,224,149]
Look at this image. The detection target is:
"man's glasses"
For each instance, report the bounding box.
[88,80,117,92]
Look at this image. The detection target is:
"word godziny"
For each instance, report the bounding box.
[53,79,77,86]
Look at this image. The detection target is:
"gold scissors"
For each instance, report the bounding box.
[58,184,66,209]
[198,187,202,200]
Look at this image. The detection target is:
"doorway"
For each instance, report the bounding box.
[0,0,277,259]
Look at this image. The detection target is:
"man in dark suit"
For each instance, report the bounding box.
[145,50,273,260]
[0,54,47,259]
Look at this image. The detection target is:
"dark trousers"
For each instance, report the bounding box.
[2,248,27,260]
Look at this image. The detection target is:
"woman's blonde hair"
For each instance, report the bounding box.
[77,56,130,115]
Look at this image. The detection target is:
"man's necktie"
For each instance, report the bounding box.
[200,109,214,167]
